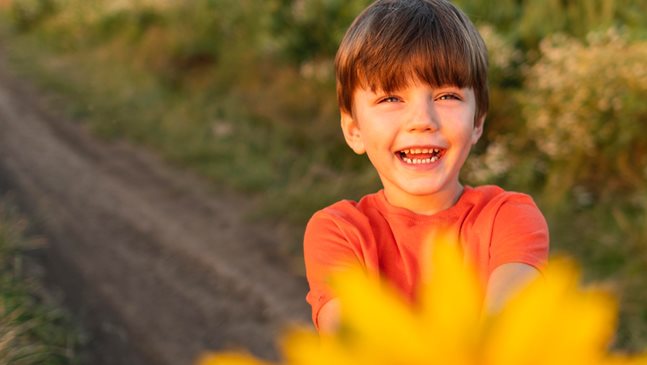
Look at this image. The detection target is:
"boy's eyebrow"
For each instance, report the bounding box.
[363,82,466,93]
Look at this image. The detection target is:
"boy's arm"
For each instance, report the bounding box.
[317,298,342,333]
[483,262,540,313]
[304,209,361,331]
[484,194,549,311]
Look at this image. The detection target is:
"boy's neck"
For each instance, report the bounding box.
[383,183,465,216]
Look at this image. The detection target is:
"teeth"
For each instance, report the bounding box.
[401,156,440,164]
[399,148,442,154]
[398,147,444,163]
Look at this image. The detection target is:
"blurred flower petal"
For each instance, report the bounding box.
[484,259,617,365]
[330,266,431,364]
[196,352,273,365]
[418,238,483,364]
[198,242,646,365]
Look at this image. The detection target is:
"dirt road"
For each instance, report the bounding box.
[0,52,311,364]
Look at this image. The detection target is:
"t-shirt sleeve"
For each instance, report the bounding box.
[303,210,361,329]
[488,195,550,274]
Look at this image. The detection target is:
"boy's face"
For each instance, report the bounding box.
[341,81,484,214]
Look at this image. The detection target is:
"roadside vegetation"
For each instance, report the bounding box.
[0,199,81,364]
[0,0,645,352]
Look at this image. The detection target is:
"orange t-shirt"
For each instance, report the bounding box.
[303,185,549,328]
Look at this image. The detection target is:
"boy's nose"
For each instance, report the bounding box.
[406,100,439,132]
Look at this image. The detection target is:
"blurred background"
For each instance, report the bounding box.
[0,0,645,360]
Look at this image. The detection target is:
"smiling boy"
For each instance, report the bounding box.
[303,0,549,332]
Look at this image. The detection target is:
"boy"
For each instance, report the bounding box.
[303,0,549,332]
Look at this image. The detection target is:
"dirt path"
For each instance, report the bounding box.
[0,51,310,364]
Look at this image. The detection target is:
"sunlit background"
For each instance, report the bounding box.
[0,0,645,363]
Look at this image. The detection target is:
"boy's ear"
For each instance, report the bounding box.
[341,111,366,154]
[471,114,486,145]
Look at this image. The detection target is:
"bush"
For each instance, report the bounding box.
[9,0,57,31]
[456,0,647,49]
[522,29,647,204]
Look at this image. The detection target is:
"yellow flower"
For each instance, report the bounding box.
[483,259,617,365]
[199,239,647,365]
[196,352,272,365]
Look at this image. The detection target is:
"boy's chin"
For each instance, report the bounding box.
[405,186,447,197]
[389,181,455,197]
[379,170,461,198]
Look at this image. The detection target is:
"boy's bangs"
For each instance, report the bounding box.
[354,19,479,94]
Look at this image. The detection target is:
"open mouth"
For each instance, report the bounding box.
[396,147,446,165]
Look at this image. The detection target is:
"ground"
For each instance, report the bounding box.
[0,51,311,364]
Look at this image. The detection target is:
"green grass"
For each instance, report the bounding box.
[0,199,81,364]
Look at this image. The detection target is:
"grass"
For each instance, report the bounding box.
[0,198,81,364]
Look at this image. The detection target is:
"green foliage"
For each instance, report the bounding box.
[546,199,647,352]
[0,201,80,364]
[521,30,647,205]
[455,0,647,48]
[268,0,371,63]
[8,0,57,31]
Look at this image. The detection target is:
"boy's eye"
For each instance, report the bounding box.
[379,96,401,103]
[437,93,461,101]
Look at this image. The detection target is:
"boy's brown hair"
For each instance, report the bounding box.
[335,0,489,122]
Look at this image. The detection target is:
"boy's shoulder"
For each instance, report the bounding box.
[308,191,382,225]
[458,185,544,223]
[476,184,541,207]
[463,185,538,208]
[462,185,547,241]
